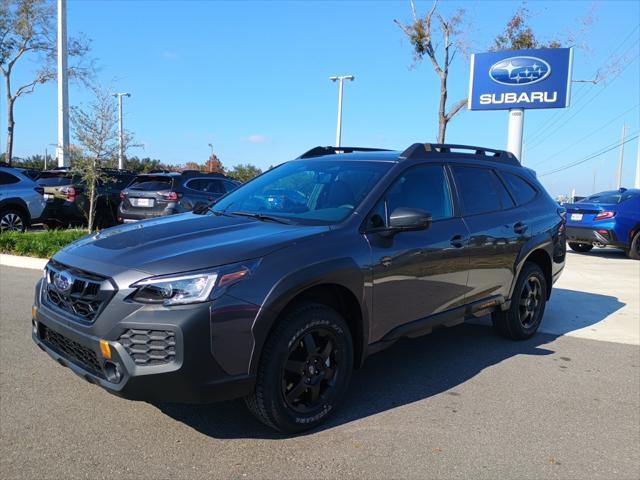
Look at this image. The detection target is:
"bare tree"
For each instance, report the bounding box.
[70,86,120,231]
[493,7,562,51]
[395,0,468,143]
[0,0,91,164]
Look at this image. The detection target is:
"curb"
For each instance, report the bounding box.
[0,254,48,270]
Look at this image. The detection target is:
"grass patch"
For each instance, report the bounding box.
[0,229,89,258]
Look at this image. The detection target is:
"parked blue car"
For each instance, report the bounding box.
[565,188,640,259]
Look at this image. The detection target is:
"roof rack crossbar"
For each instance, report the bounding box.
[401,143,519,165]
[297,146,392,159]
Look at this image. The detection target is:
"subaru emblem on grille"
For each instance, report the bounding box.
[53,271,73,293]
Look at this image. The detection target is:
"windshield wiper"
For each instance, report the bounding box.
[230,211,294,224]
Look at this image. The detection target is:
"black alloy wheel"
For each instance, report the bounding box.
[282,327,341,414]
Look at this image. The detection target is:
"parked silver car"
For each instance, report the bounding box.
[0,166,46,232]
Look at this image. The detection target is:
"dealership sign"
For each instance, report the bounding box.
[468,48,574,110]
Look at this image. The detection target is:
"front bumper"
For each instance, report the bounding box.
[32,279,257,403]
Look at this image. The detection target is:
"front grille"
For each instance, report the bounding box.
[39,324,104,378]
[118,329,176,366]
[43,260,116,322]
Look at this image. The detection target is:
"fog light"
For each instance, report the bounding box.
[104,361,122,383]
[99,339,112,360]
[32,319,38,336]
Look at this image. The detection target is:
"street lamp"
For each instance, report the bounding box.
[329,75,355,148]
[208,143,214,156]
[113,92,131,170]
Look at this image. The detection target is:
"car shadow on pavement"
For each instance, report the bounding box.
[157,290,625,440]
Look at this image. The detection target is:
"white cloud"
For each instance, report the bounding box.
[243,134,269,144]
[162,50,178,61]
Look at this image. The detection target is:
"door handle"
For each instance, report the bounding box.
[514,222,528,234]
[450,234,465,248]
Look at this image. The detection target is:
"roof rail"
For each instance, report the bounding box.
[297,146,392,159]
[400,143,519,166]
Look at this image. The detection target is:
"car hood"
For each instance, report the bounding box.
[53,213,329,276]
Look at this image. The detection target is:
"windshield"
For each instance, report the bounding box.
[580,190,637,204]
[212,160,390,225]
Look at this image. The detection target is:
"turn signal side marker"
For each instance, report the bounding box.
[99,340,112,360]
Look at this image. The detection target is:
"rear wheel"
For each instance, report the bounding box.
[492,262,547,340]
[0,208,27,233]
[245,304,353,433]
[568,242,593,253]
[628,232,640,260]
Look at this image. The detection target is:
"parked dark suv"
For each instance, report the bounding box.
[37,168,135,229]
[118,171,240,222]
[32,143,566,433]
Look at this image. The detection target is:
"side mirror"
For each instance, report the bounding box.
[388,207,432,232]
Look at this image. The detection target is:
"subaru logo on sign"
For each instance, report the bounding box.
[489,56,551,86]
[53,271,73,293]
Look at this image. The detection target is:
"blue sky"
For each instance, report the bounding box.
[5,0,640,197]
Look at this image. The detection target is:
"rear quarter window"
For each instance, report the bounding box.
[500,172,537,206]
[0,172,21,185]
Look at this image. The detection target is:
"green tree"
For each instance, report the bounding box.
[69,86,120,231]
[1,0,92,164]
[227,163,262,183]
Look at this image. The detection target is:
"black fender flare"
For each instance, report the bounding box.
[247,257,368,375]
[508,233,554,302]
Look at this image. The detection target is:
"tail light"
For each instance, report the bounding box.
[60,186,76,202]
[161,191,180,201]
[34,187,44,196]
[557,207,566,233]
[120,191,125,200]
[594,211,615,221]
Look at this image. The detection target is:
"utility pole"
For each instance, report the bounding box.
[113,93,131,170]
[44,148,48,170]
[616,124,627,189]
[329,75,355,148]
[56,0,69,167]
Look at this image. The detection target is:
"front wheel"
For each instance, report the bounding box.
[568,242,593,253]
[245,304,353,433]
[492,262,548,340]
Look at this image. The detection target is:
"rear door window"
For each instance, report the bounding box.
[451,166,503,216]
[129,176,173,191]
[500,172,537,205]
[223,180,239,192]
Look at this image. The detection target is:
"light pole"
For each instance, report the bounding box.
[57,0,69,167]
[329,75,354,148]
[208,143,214,156]
[113,93,131,170]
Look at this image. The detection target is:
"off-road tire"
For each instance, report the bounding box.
[492,262,548,340]
[245,303,353,433]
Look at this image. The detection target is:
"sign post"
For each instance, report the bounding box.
[468,48,574,163]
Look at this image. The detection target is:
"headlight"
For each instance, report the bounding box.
[130,272,218,305]
[129,259,260,306]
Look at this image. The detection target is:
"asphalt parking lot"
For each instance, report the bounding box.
[1,249,639,479]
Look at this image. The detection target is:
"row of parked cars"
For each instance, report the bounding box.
[0,164,240,232]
